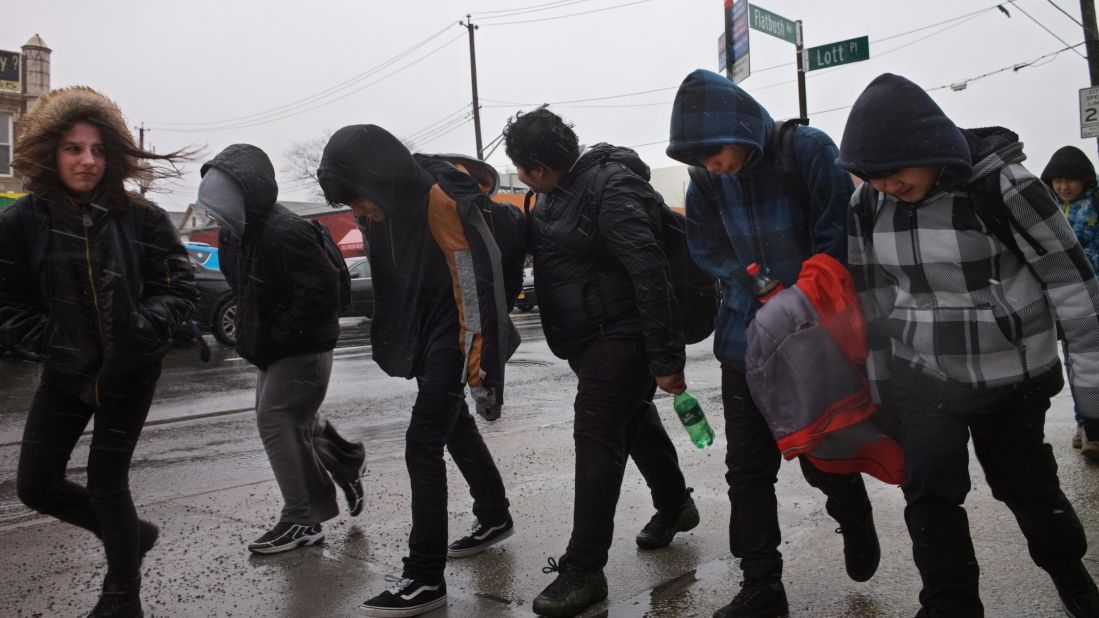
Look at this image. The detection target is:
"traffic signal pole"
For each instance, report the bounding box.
[1082,0,1099,157]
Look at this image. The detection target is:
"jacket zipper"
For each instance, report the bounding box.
[82,207,105,407]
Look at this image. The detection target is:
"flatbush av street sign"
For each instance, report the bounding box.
[806,35,869,71]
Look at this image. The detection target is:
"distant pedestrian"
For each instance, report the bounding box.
[503,107,699,618]
[1,86,199,617]
[318,126,518,618]
[838,72,1099,618]
[665,69,879,618]
[1041,145,1099,456]
[196,144,366,555]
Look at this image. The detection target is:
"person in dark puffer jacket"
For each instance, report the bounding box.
[839,72,1099,618]
[1041,145,1099,454]
[0,86,198,618]
[503,107,697,618]
[196,144,367,556]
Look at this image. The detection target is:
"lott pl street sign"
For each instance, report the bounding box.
[805,36,869,71]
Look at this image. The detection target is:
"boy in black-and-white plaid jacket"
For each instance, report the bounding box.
[836,73,1099,618]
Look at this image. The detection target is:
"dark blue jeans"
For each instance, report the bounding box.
[893,382,1087,617]
[565,336,690,570]
[17,379,156,583]
[402,345,510,584]
[721,365,870,582]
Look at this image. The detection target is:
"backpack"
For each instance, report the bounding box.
[590,163,720,345]
[309,219,352,309]
[686,118,811,293]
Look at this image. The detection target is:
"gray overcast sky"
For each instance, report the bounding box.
[8,0,1094,211]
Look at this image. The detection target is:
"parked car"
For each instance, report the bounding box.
[185,243,236,345]
[515,266,536,312]
[345,256,374,319]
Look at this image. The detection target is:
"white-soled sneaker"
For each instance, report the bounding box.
[359,577,446,617]
[247,522,324,554]
[447,517,514,558]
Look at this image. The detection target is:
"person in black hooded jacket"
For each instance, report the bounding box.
[0,86,198,618]
[196,144,366,555]
[502,107,697,618]
[838,73,1099,618]
[318,125,517,618]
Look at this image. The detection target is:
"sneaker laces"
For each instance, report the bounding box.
[385,577,415,595]
[467,519,484,535]
[542,557,562,575]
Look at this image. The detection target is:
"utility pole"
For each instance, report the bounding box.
[795,21,808,121]
[136,122,149,196]
[1082,0,1099,157]
[460,15,484,160]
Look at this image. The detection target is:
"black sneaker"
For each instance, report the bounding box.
[636,494,700,550]
[532,556,608,617]
[337,456,368,517]
[835,508,880,582]
[1051,562,1099,618]
[358,577,447,617]
[447,516,515,558]
[713,580,789,618]
[247,522,324,554]
[88,577,143,618]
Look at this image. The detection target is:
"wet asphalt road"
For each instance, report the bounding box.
[0,311,555,527]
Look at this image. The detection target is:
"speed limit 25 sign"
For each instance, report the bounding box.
[1081,86,1099,138]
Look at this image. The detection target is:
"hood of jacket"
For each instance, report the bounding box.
[836,73,973,190]
[12,86,142,203]
[199,144,279,230]
[568,142,651,183]
[963,126,1026,184]
[317,124,435,217]
[1041,145,1097,188]
[421,153,500,194]
[666,69,773,171]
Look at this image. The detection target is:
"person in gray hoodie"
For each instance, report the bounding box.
[196,144,367,555]
[838,73,1099,618]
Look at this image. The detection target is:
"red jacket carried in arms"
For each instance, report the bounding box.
[745,253,904,485]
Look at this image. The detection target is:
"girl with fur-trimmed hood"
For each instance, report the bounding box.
[0,86,197,617]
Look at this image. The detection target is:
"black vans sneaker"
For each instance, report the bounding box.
[532,556,608,617]
[359,577,447,617]
[447,517,515,558]
[636,493,700,550]
[713,579,789,617]
[337,456,368,517]
[247,522,324,554]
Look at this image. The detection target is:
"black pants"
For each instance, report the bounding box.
[721,365,871,582]
[565,337,690,570]
[16,380,156,583]
[894,384,1087,617]
[402,346,510,584]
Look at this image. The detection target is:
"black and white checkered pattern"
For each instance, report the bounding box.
[848,151,1099,419]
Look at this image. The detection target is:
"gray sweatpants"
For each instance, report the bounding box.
[255,351,365,524]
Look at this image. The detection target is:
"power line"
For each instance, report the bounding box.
[1008,0,1087,58]
[480,0,653,27]
[152,33,466,133]
[403,104,472,142]
[474,0,600,20]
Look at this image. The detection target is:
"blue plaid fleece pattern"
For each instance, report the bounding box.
[667,69,853,367]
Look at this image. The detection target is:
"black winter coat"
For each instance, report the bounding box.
[0,194,197,406]
[529,144,685,376]
[203,145,341,369]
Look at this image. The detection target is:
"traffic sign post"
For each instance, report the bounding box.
[721,0,751,84]
[805,36,870,71]
[1080,85,1099,139]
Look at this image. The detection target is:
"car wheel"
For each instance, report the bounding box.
[213,300,237,345]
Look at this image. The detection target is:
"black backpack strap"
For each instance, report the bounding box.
[770,118,811,213]
[967,172,1046,263]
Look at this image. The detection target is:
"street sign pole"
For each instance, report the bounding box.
[795,20,807,121]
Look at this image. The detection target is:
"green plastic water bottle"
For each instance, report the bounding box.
[673,391,715,449]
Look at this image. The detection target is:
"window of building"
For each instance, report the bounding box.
[0,113,11,177]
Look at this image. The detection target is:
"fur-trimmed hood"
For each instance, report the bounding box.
[12,86,146,202]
